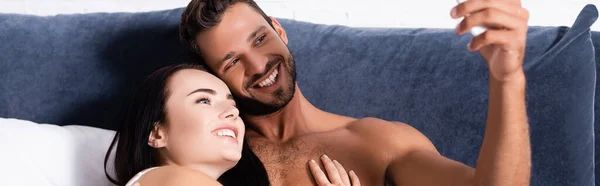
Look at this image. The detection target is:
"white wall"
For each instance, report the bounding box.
[0,0,598,31]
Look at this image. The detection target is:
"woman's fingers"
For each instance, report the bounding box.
[349,170,361,186]
[309,155,362,186]
[309,159,332,185]
[333,160,351,185]
[321,155,343,184]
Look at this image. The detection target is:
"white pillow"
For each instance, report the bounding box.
[0,118,118,186]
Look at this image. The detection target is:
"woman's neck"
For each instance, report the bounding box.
[161,157,234,180]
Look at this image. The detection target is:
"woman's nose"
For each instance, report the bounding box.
[219,105,240,120]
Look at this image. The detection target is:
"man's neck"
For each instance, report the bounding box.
[243,85,326,142]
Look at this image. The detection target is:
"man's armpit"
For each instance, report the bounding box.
[348,118,438,156]
[387,150,475,186]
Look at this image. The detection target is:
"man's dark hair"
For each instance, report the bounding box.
[179,2,273,185]
[179,0,274,67]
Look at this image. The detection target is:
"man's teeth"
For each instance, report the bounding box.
[258,69,278,87]
[216,129,236,139]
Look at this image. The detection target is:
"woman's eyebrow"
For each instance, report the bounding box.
[187,88,216,96]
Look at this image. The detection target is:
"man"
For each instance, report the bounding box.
[179,0,531,185]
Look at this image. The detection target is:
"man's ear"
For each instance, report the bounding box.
[148,122,167,148]
[270,16,288,44]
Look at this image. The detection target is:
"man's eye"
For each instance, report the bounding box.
[254,34,266,46]
[225,58,239,70]
[196,98,211,105]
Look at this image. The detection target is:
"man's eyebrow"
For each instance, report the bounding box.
[187,88,216,96]
[218,26,267,67]
[247,25,266,42]
[227,94,234,100]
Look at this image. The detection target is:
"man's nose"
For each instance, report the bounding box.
[243,53,268,76]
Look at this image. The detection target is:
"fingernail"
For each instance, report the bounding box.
[310,159,316,163]
[451,8,457,17]
[467,43,476,52]
[349,170,355,175]
[333,160,339,164]
[322,154,329,159]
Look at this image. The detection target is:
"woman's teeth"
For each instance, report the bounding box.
[258,69,278,88]
[216,129,236,139]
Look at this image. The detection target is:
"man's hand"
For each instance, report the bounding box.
[453,1,531,185]
[387,1,531,186]
[452,0,529,82]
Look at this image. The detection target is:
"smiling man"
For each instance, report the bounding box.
[179,0,531,185]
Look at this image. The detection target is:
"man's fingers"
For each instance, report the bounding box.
[349,170,361,186]
[468,30,519,52]
[333,160,351,185]
[456,8,524,35]
[321,155,343,184]
[309,159,331,185]
[452,1,529,21]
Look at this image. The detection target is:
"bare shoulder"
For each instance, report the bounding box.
[346,117,423,138]
[347,117,439,156]
[346,117,415,134]
[136,165,222,186]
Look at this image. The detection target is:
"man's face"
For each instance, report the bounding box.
[195,3,296,116]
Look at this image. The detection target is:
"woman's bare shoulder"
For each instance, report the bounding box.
[136,166,222,186]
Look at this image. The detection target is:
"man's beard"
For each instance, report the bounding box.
[235,54,296,116]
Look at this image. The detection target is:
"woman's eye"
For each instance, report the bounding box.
[196,98,211,105]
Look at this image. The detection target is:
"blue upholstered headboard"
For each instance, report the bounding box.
[0,4,598,186]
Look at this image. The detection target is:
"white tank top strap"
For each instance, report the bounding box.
[125,167,160,186]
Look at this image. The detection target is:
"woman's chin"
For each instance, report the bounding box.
[221,150,242,164]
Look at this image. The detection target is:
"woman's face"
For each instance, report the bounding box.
[153,69,245,171]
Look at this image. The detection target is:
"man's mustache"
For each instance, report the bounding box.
[245,57,283,89]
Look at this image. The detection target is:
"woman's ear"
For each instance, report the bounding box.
[148,122,167,148]
[270,16,288,45]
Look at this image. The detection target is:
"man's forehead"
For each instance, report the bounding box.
[200,3,266,39]
[196,3,268,61]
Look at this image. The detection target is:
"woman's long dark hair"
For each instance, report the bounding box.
[219,141,270,186]
[104,63,269,186]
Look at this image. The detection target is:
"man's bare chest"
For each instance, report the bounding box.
[248,135,387,186]
[249,138,326,185]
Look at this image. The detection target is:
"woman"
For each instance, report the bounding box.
[104,63,360,186]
